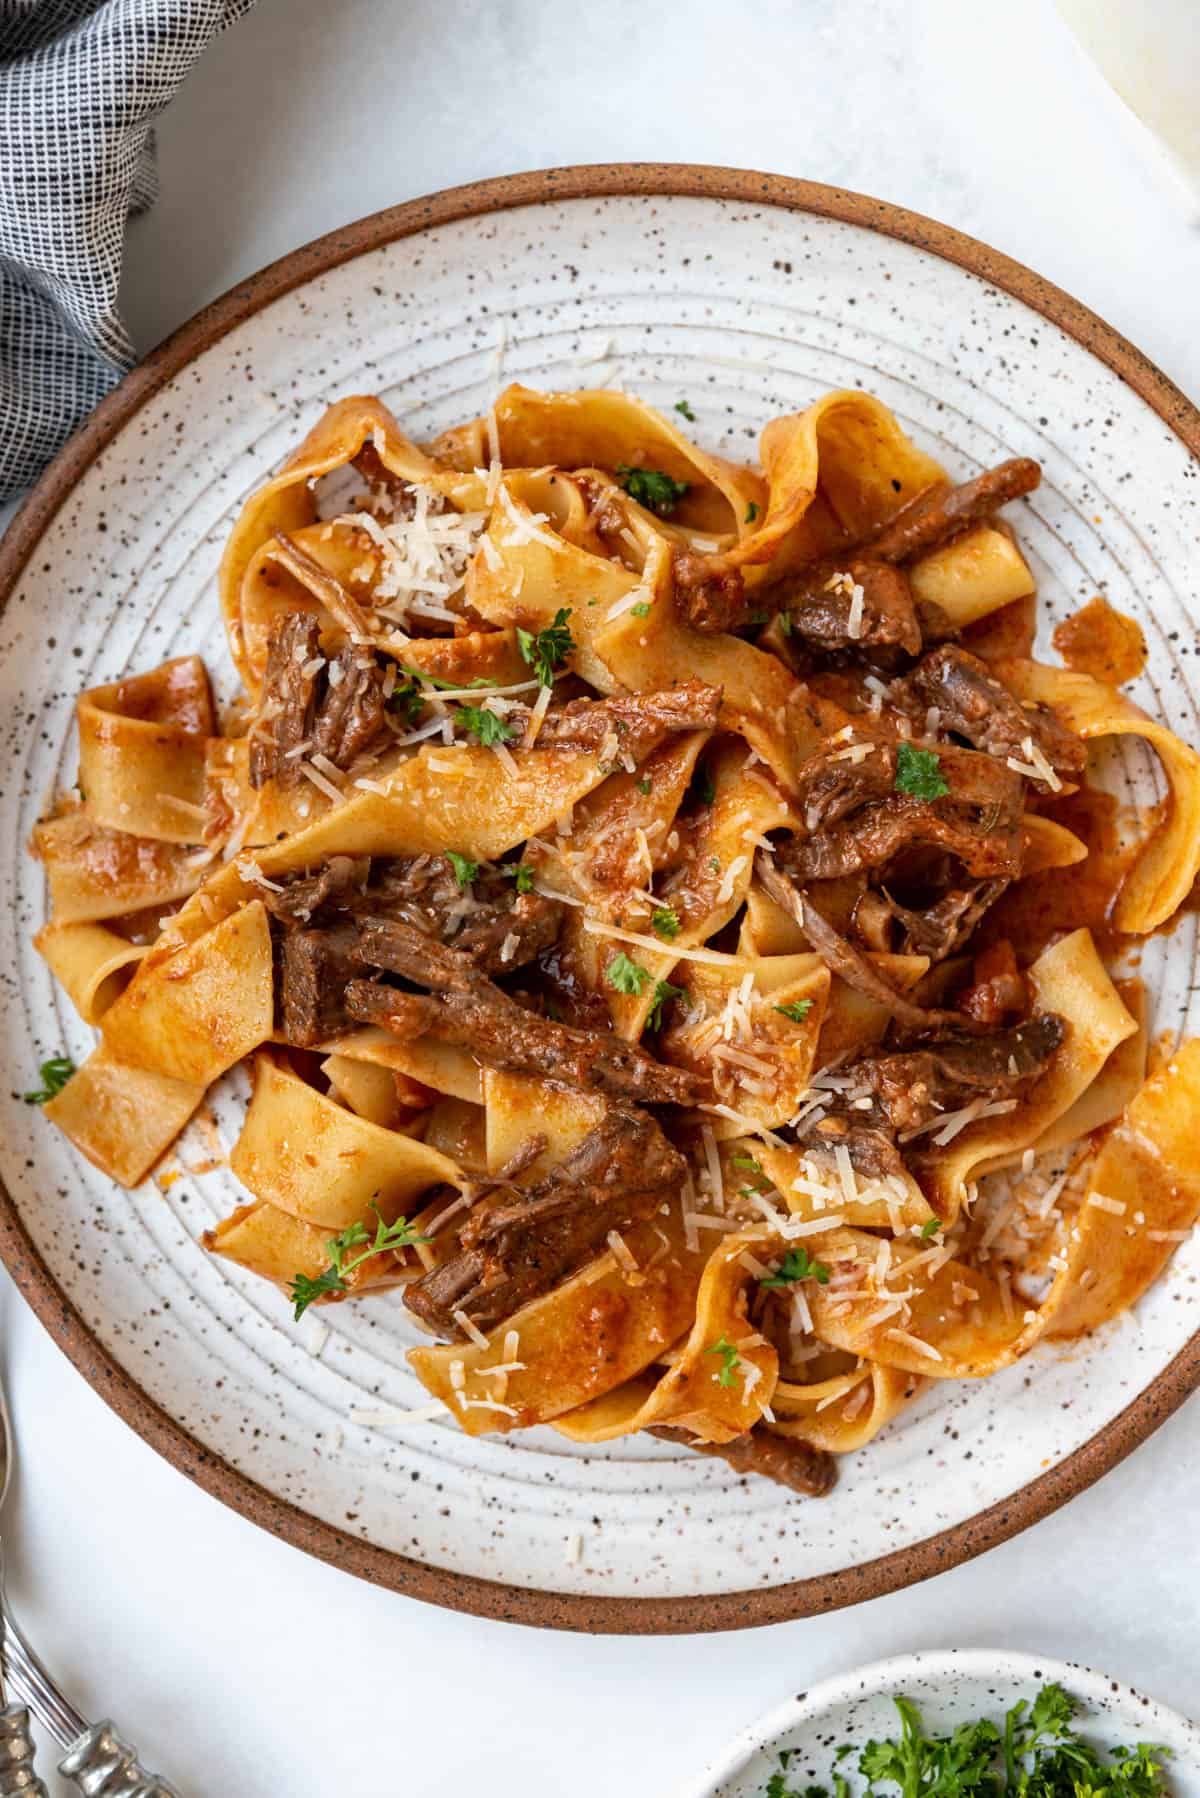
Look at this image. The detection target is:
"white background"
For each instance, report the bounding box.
[3,2,1199,1792]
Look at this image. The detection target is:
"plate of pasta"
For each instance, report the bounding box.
[2,166,1199,1630]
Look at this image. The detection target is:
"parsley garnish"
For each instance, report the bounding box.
[387,679,425,724]
[705,1334,741,1387]
[646,978,685,1030]
[503,861,534,894]
[774,999,813,1023]
[635,776,653,796]
[650,906,681,940]
[772,1684,1169,1798]
[631,601,651,618]
[446,851,479,887]
[778,612,793,637]
[23,1055,75,1105]
[674,399,696,421]
[516,606,573,687]
[458,704,515,747]
[759,1247,831,1288]
[606,952,652,996]
[745,500,759,523]
[398,663,488,693]
[920,1216,942,1241]
[695,762,716,806]
[288,1204,430,1320]
[731,1152,764,1175]
[615,464,690,518]
[894,742,950,801]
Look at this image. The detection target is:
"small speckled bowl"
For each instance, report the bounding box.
[682,1650,1200,1798]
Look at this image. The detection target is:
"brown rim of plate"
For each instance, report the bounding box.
[2,163,1198,1635]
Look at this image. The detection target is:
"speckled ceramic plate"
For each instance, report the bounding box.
[681,1649,1200,1798]
[1,167,1198,1633]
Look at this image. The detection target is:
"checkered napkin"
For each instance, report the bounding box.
[0,0,256,503]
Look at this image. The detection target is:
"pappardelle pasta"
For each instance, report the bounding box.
[29,384,1200,1494]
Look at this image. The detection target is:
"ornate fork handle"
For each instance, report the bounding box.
[2,1603,178,1797]
[0,1703,48,1796]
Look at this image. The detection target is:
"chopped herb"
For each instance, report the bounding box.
[745,609,769,627]
[288,1204,429,1321]
[759,1247,831,1288]
[503,861,535,894]
[745,500,760,523]
[650,905,681,940]
[920,1216,942,1241]
[615,463,690,518]
[769,1684,1170,1798]
[387,679,425,724]
[774,998,813,1023]
[778,611,793,637]
[23,1055,75,1105]
[631,601,651,619]
[458,704,515,747]
[445,851,479,887]
[695,762,716,806]
[705,1333,741,1387]
[894,742,950,801]
[516,606,574,687]
[606,951,652,996]
[731,1152,764,1175]
[646,978,686,1030]
[708,855,721,874]
[674,399,696,421]
[635,776,653,796]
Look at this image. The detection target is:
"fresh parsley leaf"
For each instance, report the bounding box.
[894,741,950,801]
[631,601,651,619]
[779,611,793,637]
[288,1203,429,1320]
[606,951,652,997]
[650,905,681,940]
[615,463,690,518]
[920,1216,942,1241]
[458,704,514,747]
[746,609,769,627]
[759,1247,831,1288]
[22,1055,76,1105]
[731,1152,764,1175]
[674,399,696,421]
[774,998,813,1023]
[635,776,653,796]
[745,500,760,523]
[503,861,534,894]
[695,762,716,806]
[446,851,479,887]
[705,1333,741,1387]
[387,679,425,724]
[516,606,574,687]
[646,978,685,1030]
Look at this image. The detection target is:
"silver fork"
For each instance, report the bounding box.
[0,1377,180,1796]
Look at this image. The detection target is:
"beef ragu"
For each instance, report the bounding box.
[31,385,1200,1501]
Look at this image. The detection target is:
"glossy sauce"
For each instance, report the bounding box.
[1052,596,1147,685]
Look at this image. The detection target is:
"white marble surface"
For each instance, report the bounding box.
[3,1,1199,1792]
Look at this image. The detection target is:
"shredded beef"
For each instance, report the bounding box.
[311,642,388,768]
[672,552,747,633]
[343,918,698,1105]
[778,559,922,660]
[405,1111,686,1335]
[276,923,363,1047]
[500,680,722,760]
[860,1013,1066,1135]
[863,457,1042,564]
[250,614,321,787]
[894,644,1086,783]
[650,1425,837,1497]
[882,878,1009,962]
[778,740,1024,884]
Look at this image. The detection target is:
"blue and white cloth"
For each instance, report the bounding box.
[0,0,256,502]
